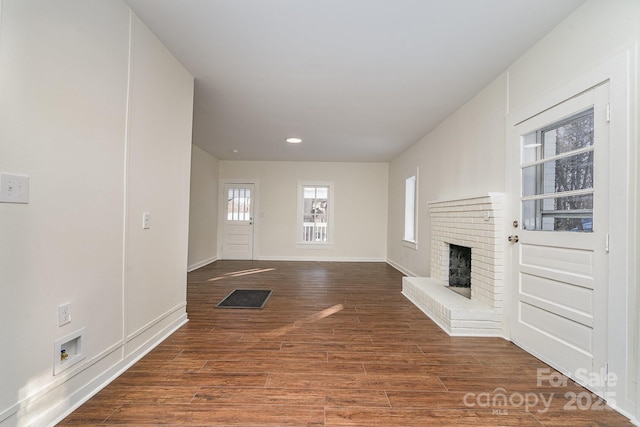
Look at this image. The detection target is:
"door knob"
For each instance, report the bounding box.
[508,235,519,243]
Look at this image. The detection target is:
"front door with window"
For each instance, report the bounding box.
[508,83,610,396]
[222,183,254,260]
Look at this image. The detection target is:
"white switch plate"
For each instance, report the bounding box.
[142,212,151,229]
[0,173,29,203]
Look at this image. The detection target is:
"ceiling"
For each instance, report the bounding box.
[123,0,585,162]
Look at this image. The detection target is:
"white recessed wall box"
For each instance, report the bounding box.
[54,327,86,375]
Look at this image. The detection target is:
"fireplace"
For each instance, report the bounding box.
[449,244,471,298]
[401,193,505,336]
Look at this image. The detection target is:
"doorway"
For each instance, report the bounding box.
[508,83,610,396]
[221,182,255,260]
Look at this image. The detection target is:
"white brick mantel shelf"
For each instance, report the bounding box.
[402,193,505,336]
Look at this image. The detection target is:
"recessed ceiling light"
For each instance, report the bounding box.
[233,149,239,153]
[286,137,302,144]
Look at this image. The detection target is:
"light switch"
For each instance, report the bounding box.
[0,173,29,203]
[142,212,151,229]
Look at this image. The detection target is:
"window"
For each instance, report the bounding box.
[226,186,252,221]
[521,108,594,232]
[298,183,333,244]
[404,173,417,246]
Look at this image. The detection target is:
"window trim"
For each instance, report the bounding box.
[297,181,334,245]
[403,170,418,249]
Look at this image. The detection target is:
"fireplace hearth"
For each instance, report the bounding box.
[401,193,505,336]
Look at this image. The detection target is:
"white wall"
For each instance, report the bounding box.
[387,74,507,277]
[388,0,639,421]
[0,1,194,425]
[188,145,220,270]
[124,14,194,350]
[219,161,388,261]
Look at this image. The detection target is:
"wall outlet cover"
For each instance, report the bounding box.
[142,212,151,229]
[0,173,29,203]
[58,302,71,326]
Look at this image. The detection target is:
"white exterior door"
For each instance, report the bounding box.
[508,83,610,396]
[222,183,254,260]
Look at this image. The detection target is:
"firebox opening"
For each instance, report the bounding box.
[449,244,471,299]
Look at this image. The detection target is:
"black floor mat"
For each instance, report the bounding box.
[215,289,272,309]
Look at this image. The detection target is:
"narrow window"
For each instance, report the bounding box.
[298,183,332,243]
[404,175,417,244]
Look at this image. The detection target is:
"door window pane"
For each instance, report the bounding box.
[542,112,594,156]
[521,108,594,232]
[522,194,593,231]
[227,188,251,221]
[522,152,594,197]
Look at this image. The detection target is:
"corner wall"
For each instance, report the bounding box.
[0,1,194,425]
[188,145,220,270]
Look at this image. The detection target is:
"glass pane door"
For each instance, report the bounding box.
[521,109,594,232]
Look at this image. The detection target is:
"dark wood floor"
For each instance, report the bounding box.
[60,261,632,426]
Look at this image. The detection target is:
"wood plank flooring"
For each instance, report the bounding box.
[60,261,632,426]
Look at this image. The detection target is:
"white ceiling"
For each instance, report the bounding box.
[123,0,585,162]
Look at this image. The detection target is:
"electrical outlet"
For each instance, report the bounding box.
[0,173,29,203]
[58,303,71,326]
[142,212,151,229]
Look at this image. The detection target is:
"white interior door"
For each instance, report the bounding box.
[508,83,610,396]
[222,183,254,260]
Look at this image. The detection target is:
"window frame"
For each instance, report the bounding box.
[297,181,334,246]
[402,170,418,249]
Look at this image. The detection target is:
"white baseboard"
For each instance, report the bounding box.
[255,255,386,262]
[5,312,189,427]
[386,258,417,277]
[187,256,217,272]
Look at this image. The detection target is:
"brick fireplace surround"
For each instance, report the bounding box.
[402,193,505,336]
